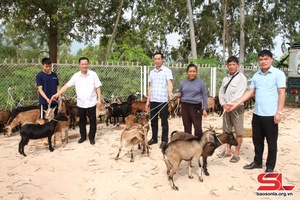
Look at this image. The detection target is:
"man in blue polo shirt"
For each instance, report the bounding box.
[228,50,286,172]
[36,57,59,118]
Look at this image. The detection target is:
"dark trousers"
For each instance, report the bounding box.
[40,104,58,119]
[150,102,169,142]
[78,106,97,141]
[181,102,203,138]
[252,114,278,170]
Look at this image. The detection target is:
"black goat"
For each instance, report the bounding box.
[18,112,68,156]
[106,94,137,126]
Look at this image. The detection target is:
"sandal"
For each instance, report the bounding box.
[217,150,232,158]
[230,155,240,163]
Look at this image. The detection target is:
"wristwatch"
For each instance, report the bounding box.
[277,111,283,115]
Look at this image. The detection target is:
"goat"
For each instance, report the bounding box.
[18,112,68,156]
[162,130,215,190]
[207,96,216,115]
[125,112,149,131]
[96,103,109,123]
[4,109,40,136]
[53,119,70,147]
[168,98,181,119]
[0,109,11,132]
[65,100,78,129]
[213,96,223,116]
[131,98,147,115]
[244,94,255,110]
[115,124,149,162]
[170,130,238,176]
[106,94,137,126]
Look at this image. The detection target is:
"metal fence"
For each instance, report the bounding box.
[0,60,287,109]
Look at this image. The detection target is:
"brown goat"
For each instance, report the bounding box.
[5,109,40,136]
[162,130,215,190]
[53,119,70,147]
[170,130,238,176]
[0,109,11,132]
[115,124,149,162]
[131,98,147,115]
[168,98,181,118]
[207,96,215,115]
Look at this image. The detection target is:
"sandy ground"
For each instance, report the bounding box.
[0,107,299,200]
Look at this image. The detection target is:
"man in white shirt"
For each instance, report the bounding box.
[51,57,102,145]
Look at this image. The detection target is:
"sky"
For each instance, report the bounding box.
[71,33,284,60]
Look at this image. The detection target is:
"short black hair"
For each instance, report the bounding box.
[41,57,51,65]
[227,56,239,64]
[186,63,197,72]
[258,50,273,58]
[153,52,164,59]
[78,57,89,63]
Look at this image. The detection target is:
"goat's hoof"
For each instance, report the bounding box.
[199,177,203,182]
[50,148,55,152]
[204,171,210,176]
[188,175,194,179]
[172,186,179,191]
[130,159,134,162]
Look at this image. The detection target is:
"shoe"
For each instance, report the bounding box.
[78,138,86,144]
[90,140,95,145]
[265,168,274,173]
[230,155,240,163]
[148,139,158,145]
[243,162,262,170]
[217,150,232,158]
[159,141,167,149]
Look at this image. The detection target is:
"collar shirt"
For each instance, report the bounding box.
[219,71,247,106]
[250,66,286,116]
[66,69,102,108]
[148,65,173,102]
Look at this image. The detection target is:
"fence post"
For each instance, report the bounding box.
[143,66,147,99]
[210,67,217,97]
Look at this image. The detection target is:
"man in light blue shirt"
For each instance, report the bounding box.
[146,52,174,149]
[229,50,286,172]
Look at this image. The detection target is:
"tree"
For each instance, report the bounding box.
[0,0,107,63]
[239,0,245,73]
[187,0,197,59]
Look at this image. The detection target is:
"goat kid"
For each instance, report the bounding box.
[162,130,215,190]
[170,130,238,176]
[18,112,68,156]
[115,124,149,162]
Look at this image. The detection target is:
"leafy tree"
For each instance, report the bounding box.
[0,0,107,63]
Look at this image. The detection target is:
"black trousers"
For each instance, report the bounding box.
[181,102,203,138]
[150,102,169,142]
[77,106,97,141]
[252,114,278,170]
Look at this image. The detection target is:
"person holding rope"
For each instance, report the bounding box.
[36,57,59,119]
[146,52,174,149]
[175,63,208,138]
[218,56,247,163]
[51,57,102,145]
[228,50,286,172]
